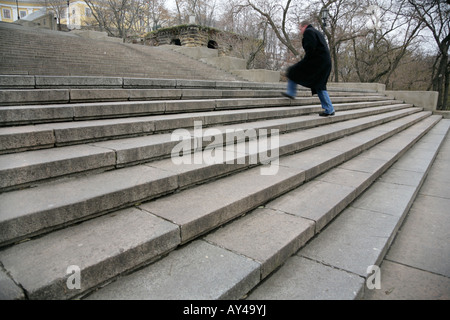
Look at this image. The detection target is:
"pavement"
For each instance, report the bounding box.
[363,128,450,300]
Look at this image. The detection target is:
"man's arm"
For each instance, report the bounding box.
[302,29,318,58]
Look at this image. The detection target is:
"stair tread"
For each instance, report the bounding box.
[0,113,440,299]
[82,115,445,300]
[0,102,412,155]
[0,165,178,245]
[0,207,180,300]
[247,119,449,300]
[0,112,429,245]
[0,97,396,125]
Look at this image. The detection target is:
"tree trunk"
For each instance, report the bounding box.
[435,52,449,110]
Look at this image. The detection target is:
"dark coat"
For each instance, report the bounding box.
[287,25,332,95]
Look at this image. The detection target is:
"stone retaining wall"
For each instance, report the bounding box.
[145,24,263,60]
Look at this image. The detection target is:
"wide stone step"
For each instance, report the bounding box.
[0,75,280,90]
[0,112,438,300]
[81,117,439,300]
[0,104,415,192]
[0,79,379,106]
[0,86,381,108]
[0,99,403,154]
[1,87,374,107]
[0,75,382,96]
[0,95,390,125]
[0,108,427,247]
[0,88,285,107]
[247,119,449,300]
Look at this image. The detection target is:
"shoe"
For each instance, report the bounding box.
[281,92,295,100]
[319,111,335,117]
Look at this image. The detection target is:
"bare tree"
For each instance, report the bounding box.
[350,0,424,88]
[388,49,435,90]
[216,0,287,70]
[83,0,149,41]
[146,0,170,31]
[173,0,186,24]
[242,0,372,81]
[243,0,299,57]
[407,0,449,110]
[46,0,67,30]
[314,0,372,82]
[190,0,217,26]
[171,0,217,27]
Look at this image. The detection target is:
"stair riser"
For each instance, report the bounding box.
[0,207,181,300]
[2,114,436,300]
[0,102,408,157]
[246,119,448,300]
[0,169,179,247]
[0,106,416,192]
[0,89,302,106]
[169,113,432,244]
[81,116,444,301]
[0,111,429,249]
[0,96,389,126]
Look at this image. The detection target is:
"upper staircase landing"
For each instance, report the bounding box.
[0,22,240,81]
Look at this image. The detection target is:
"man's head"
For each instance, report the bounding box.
[299,20,310,34]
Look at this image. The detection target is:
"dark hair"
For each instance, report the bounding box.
[300,20,311,27]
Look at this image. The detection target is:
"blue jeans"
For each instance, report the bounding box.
[286,79,297,97]
[317,89,335,114]
[286,80,334,114]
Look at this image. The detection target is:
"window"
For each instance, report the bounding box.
[85,8,92,17]
[19,10,27,18]
[3,8,11,19]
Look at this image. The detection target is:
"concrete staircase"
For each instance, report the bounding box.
[0,74,448,300]
[1,22,449,301]
[0,22,239,81]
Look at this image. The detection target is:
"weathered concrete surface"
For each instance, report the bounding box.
[0,144,116,189]
[35,76,123,88]
[386,90,438,111]
[86,240,260,300]
[0,208,180,300]
[0,165,178,245]
[365,125,450,299]
[0,125,55,153]
[0,269,25,300]
[205,208,314,279]
[247,256,365,300]
[140,165,306,243]
[0,89,69,106]
[363,260,450,300]
[0,75,35,88]
[200,56,246,72]
[232,69,280,83]
[248,119,449,300]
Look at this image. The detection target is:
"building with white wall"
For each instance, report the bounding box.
[0,0,91,30]
[0,0,43,22]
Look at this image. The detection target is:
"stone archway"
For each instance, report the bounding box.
[207,40,218,49]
